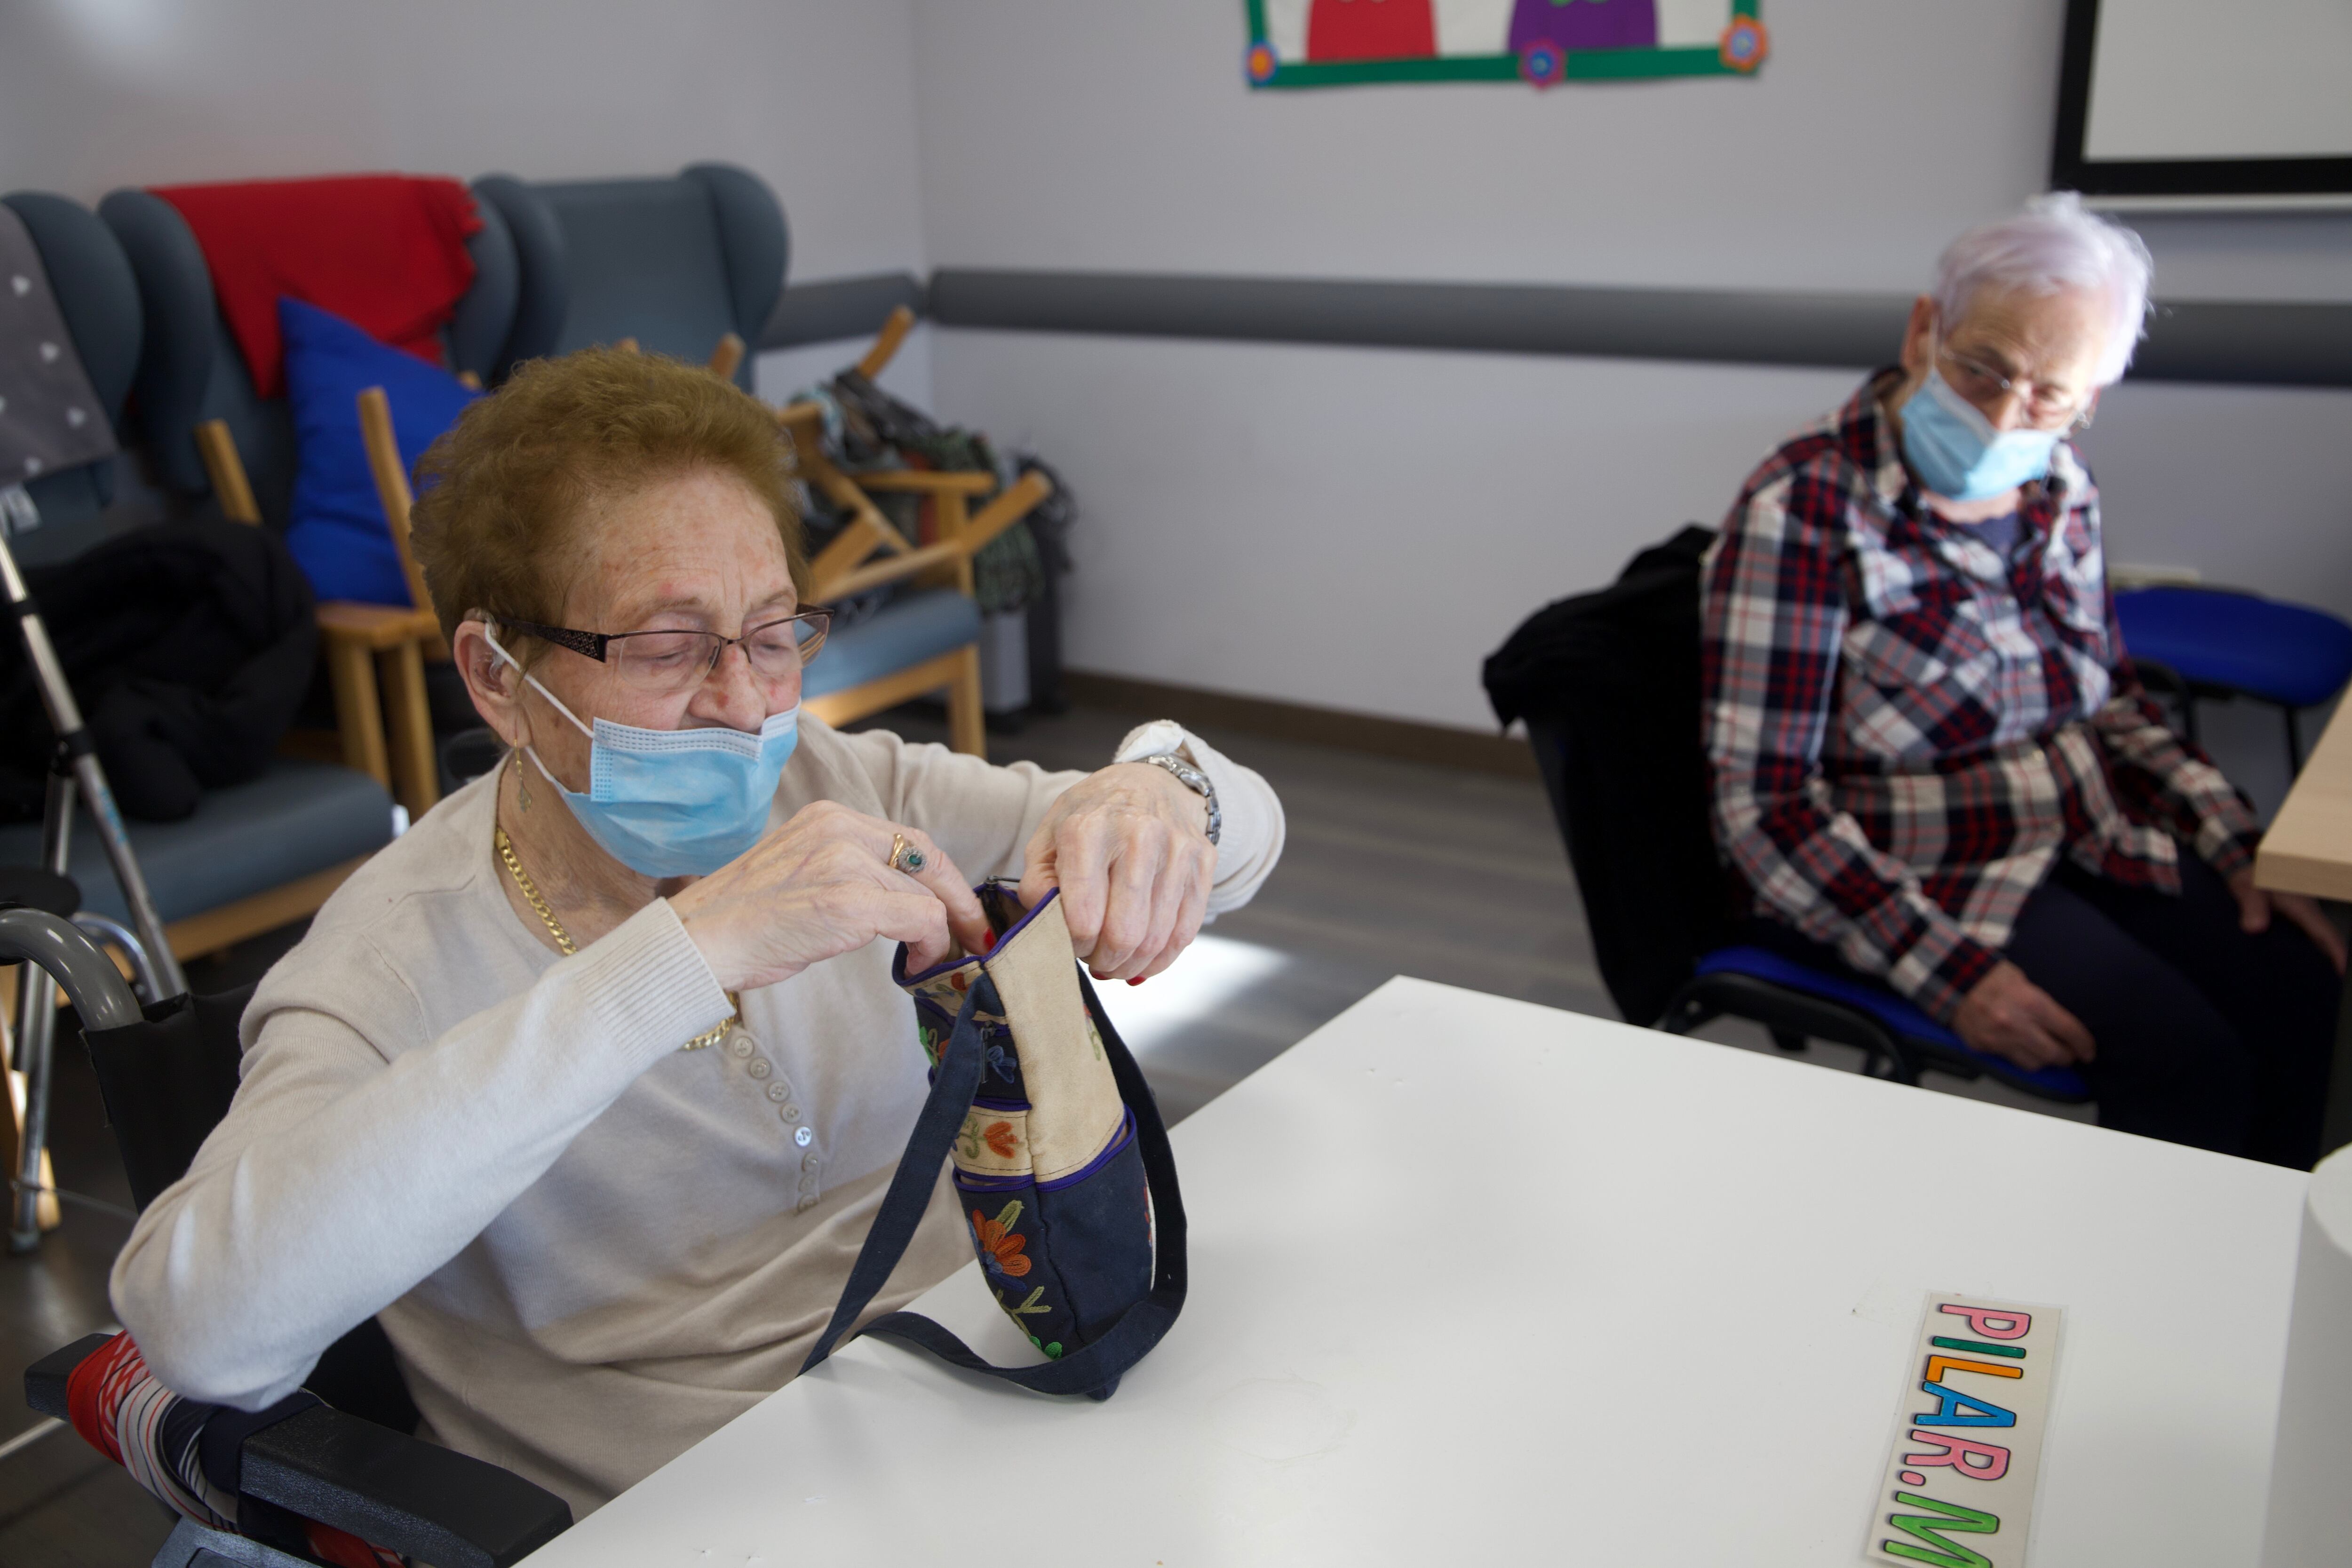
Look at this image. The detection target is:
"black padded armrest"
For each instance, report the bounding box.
[240,1403,570,1568]
[25,1333,569,1567]
[25,1332,116,1418]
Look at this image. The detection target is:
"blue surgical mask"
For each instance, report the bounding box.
[485,629,799,878]
[1899,369,2062,503]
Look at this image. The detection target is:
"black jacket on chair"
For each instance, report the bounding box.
[1484,525,1731,1027]
[0,514,317,822]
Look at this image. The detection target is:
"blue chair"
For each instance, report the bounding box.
[0,192,396,964]
[1660,945,2090,1100]
[2116,586,2352,775]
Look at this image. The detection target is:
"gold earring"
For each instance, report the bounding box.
[514,748,532,812]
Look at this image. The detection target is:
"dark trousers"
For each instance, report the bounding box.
[1751,855,2339,1169]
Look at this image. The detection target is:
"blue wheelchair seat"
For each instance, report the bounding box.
[1690,945,2091,1102]
[2116,587,2352,710]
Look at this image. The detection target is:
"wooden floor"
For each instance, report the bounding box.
[0,699,2089,1563]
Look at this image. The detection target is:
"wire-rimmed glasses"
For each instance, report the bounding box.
[1939,346,2096,432]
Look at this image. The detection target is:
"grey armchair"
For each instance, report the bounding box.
[472,163,785,388]
[98,182,522,822]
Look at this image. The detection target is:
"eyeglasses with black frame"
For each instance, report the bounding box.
[494,608,831,695]
[1938,345,2096,433]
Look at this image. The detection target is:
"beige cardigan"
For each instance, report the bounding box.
[110,717,1282,1516]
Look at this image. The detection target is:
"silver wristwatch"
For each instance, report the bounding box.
[1132,753,1221,846]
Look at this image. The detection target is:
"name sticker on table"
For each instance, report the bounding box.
[1865,1294,2062,1568]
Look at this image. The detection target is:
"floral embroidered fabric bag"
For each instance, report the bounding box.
[800,881,1186,1399]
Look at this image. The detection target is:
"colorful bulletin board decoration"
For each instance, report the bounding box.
[1244,0,1765,90]
[1866,1294,2063,1568]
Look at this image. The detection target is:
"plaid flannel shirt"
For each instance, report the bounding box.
[1700,373,2261,1022]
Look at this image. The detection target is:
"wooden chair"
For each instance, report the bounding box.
[774,308,1054,756]
[194,418,444,819]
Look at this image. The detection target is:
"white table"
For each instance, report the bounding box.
[523,978,2307,1566]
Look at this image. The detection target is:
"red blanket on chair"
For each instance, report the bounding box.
[154,175,483,399]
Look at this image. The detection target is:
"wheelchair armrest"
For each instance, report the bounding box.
[240,1403,570,1568]
[26,1332,116,1417]
[26,1335,569,1568]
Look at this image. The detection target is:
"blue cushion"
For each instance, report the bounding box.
[0,759,393,927]
[279,296,477,605]
[2116,587,2352,709]
[802,589,981,699]
[1694,945,2091,1101]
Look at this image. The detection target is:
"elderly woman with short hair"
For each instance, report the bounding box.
[1703,193,2341,1168]
[110,350,1284,1513]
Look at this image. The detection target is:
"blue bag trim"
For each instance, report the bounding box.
[800,969,1186,1401]
[1037,1107,1135,1194]
[889,881,1065,987]
[951,1108,1134,1195]
[952,1168,1036,1194]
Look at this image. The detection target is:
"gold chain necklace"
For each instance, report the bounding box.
[495,823,736,1051]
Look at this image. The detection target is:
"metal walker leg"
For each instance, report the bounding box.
[0,490,187,1249]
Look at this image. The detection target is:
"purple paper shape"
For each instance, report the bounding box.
[1509,0,1659,52]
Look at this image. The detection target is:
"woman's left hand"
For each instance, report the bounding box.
[1018,763,1219,982]
[2228,868,2348,975]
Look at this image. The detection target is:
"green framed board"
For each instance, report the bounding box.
[1244,0,1764,90]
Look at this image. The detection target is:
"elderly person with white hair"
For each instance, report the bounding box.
[1701,193,2342,1168]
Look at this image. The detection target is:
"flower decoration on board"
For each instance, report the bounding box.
[1718,16,1767,72]
[1518,41,1567,89]
[972,1202,1033,1278]
[1245,40,1279,85]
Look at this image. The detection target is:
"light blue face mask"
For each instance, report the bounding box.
[486,629,799,879]
[1899,368,2063,503]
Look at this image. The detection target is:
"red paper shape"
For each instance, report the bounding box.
[1307,0,1437,61]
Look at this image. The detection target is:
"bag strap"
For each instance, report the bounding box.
[800,971,1188,1400]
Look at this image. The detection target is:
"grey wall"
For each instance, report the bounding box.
[4,0,2344,779]
[0,0,929,285]
[909,0,2352,739]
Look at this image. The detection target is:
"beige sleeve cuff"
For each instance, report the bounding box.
[576,899,735,1071]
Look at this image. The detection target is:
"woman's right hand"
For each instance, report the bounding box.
[1951,960,2095,1072]
[668,801,993,992]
